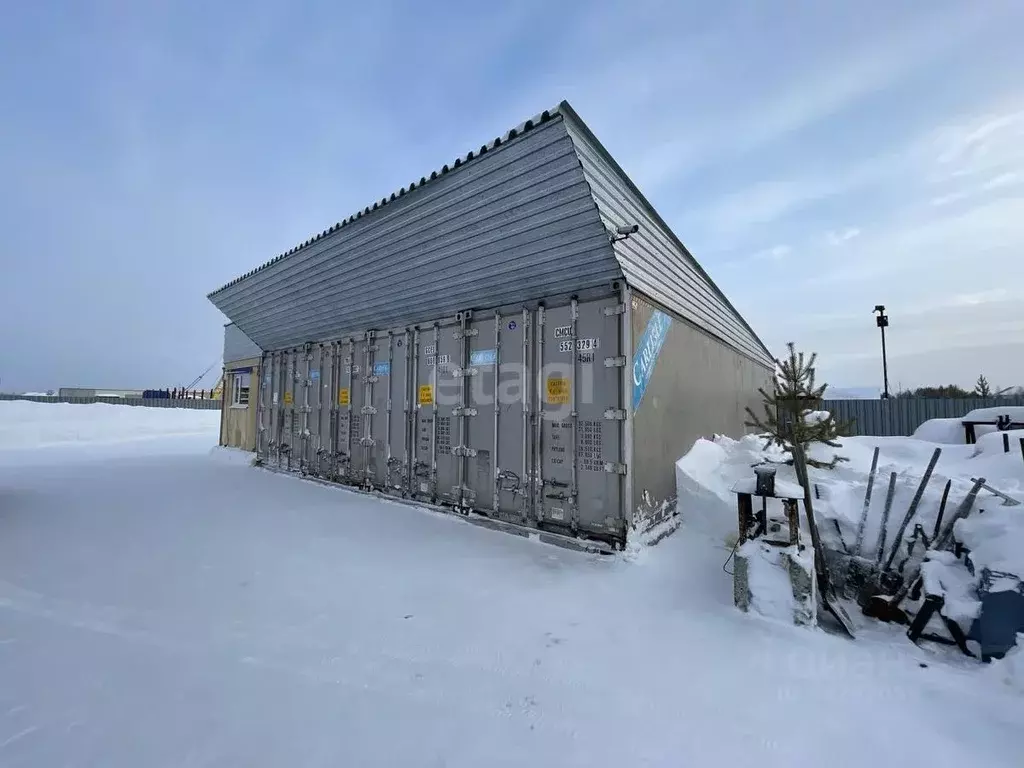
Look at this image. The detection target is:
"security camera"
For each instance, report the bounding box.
[616,224,639,236]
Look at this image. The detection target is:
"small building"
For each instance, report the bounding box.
[219,323,262,450]
[208,101,773,547]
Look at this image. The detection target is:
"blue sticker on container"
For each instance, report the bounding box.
[470,348,497,366]
[310,369,320,381]
[373,362,391,376]
[508,320,517,331]
[632,310,671,410]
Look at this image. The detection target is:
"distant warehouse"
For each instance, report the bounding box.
[208,101,773,549]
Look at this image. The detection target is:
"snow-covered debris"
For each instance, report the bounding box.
[920,551,982,625]
[913,417,967,444]
[730,475,804,499]
[963,406,1024,423]
[972,429,1024,458]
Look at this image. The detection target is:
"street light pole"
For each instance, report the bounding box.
[874,305,890,399]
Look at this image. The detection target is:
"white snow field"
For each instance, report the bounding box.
[0,401,1020,766]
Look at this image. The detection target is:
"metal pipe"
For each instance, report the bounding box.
[854,446,880,555]
[492,313,501,515]
[883,447,941,571]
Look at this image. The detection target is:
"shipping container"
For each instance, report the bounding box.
[211,100,774,549]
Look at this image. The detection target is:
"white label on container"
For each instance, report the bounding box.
[553,325,573,339]
[550,507,564,521]
[559,337,600,353]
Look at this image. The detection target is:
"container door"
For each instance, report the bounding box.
[308,344,327,475]
[283,349,299,471]
[411,319,459,505]
[271,351,287,468]
[538,297,624,537]
[348,336,369,483]
[336,339,357,485]
[380,329,411,496]
[464,312,530,521]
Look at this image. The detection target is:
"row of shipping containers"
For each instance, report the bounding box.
[256,292,629,544]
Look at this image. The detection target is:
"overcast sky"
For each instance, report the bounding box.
[2,1,1023,393]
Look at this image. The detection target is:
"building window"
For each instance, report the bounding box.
[232,372,251,407]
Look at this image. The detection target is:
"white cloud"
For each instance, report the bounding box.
[826,228,861,246]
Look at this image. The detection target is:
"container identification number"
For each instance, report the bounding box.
[559,337,600,353]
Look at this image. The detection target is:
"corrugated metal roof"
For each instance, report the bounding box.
[208,107,567,299]
[208,112,619,350]
[558,103,774,368]
[208,101,772,368]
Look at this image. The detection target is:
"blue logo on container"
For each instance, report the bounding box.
[373,362,391,376]
[470,349,497,366]
[632,310,671,410]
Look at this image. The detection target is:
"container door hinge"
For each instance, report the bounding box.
[361,405,378,415]
[452,406,478,417]
[604,408,627,420]
[452,445,478,457]
[604,356,626,368]
[604,461,627,475]
[603,304,626,316]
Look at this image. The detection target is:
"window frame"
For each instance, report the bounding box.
[231,371,251,408]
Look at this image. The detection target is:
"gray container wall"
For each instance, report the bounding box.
[209,116,620,351]
[255,292,627,544]
[629,292,773,528]
[824,396,1024,437]
[223,323,262,364]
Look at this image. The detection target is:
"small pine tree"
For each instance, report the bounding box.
[745,342,850,469]
[974,374,992,398]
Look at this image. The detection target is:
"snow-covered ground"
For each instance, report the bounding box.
[0,402,1020,766]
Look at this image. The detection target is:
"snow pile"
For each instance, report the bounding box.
[0,400,220,451]
[972,428,1024,457]
[984,635,1024,692]
[913,418,965,444]
[963,406,1024,423]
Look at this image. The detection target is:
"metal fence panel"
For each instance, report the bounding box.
[822,396,1024,437]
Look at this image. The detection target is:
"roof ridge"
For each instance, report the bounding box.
[208,102,567,298]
